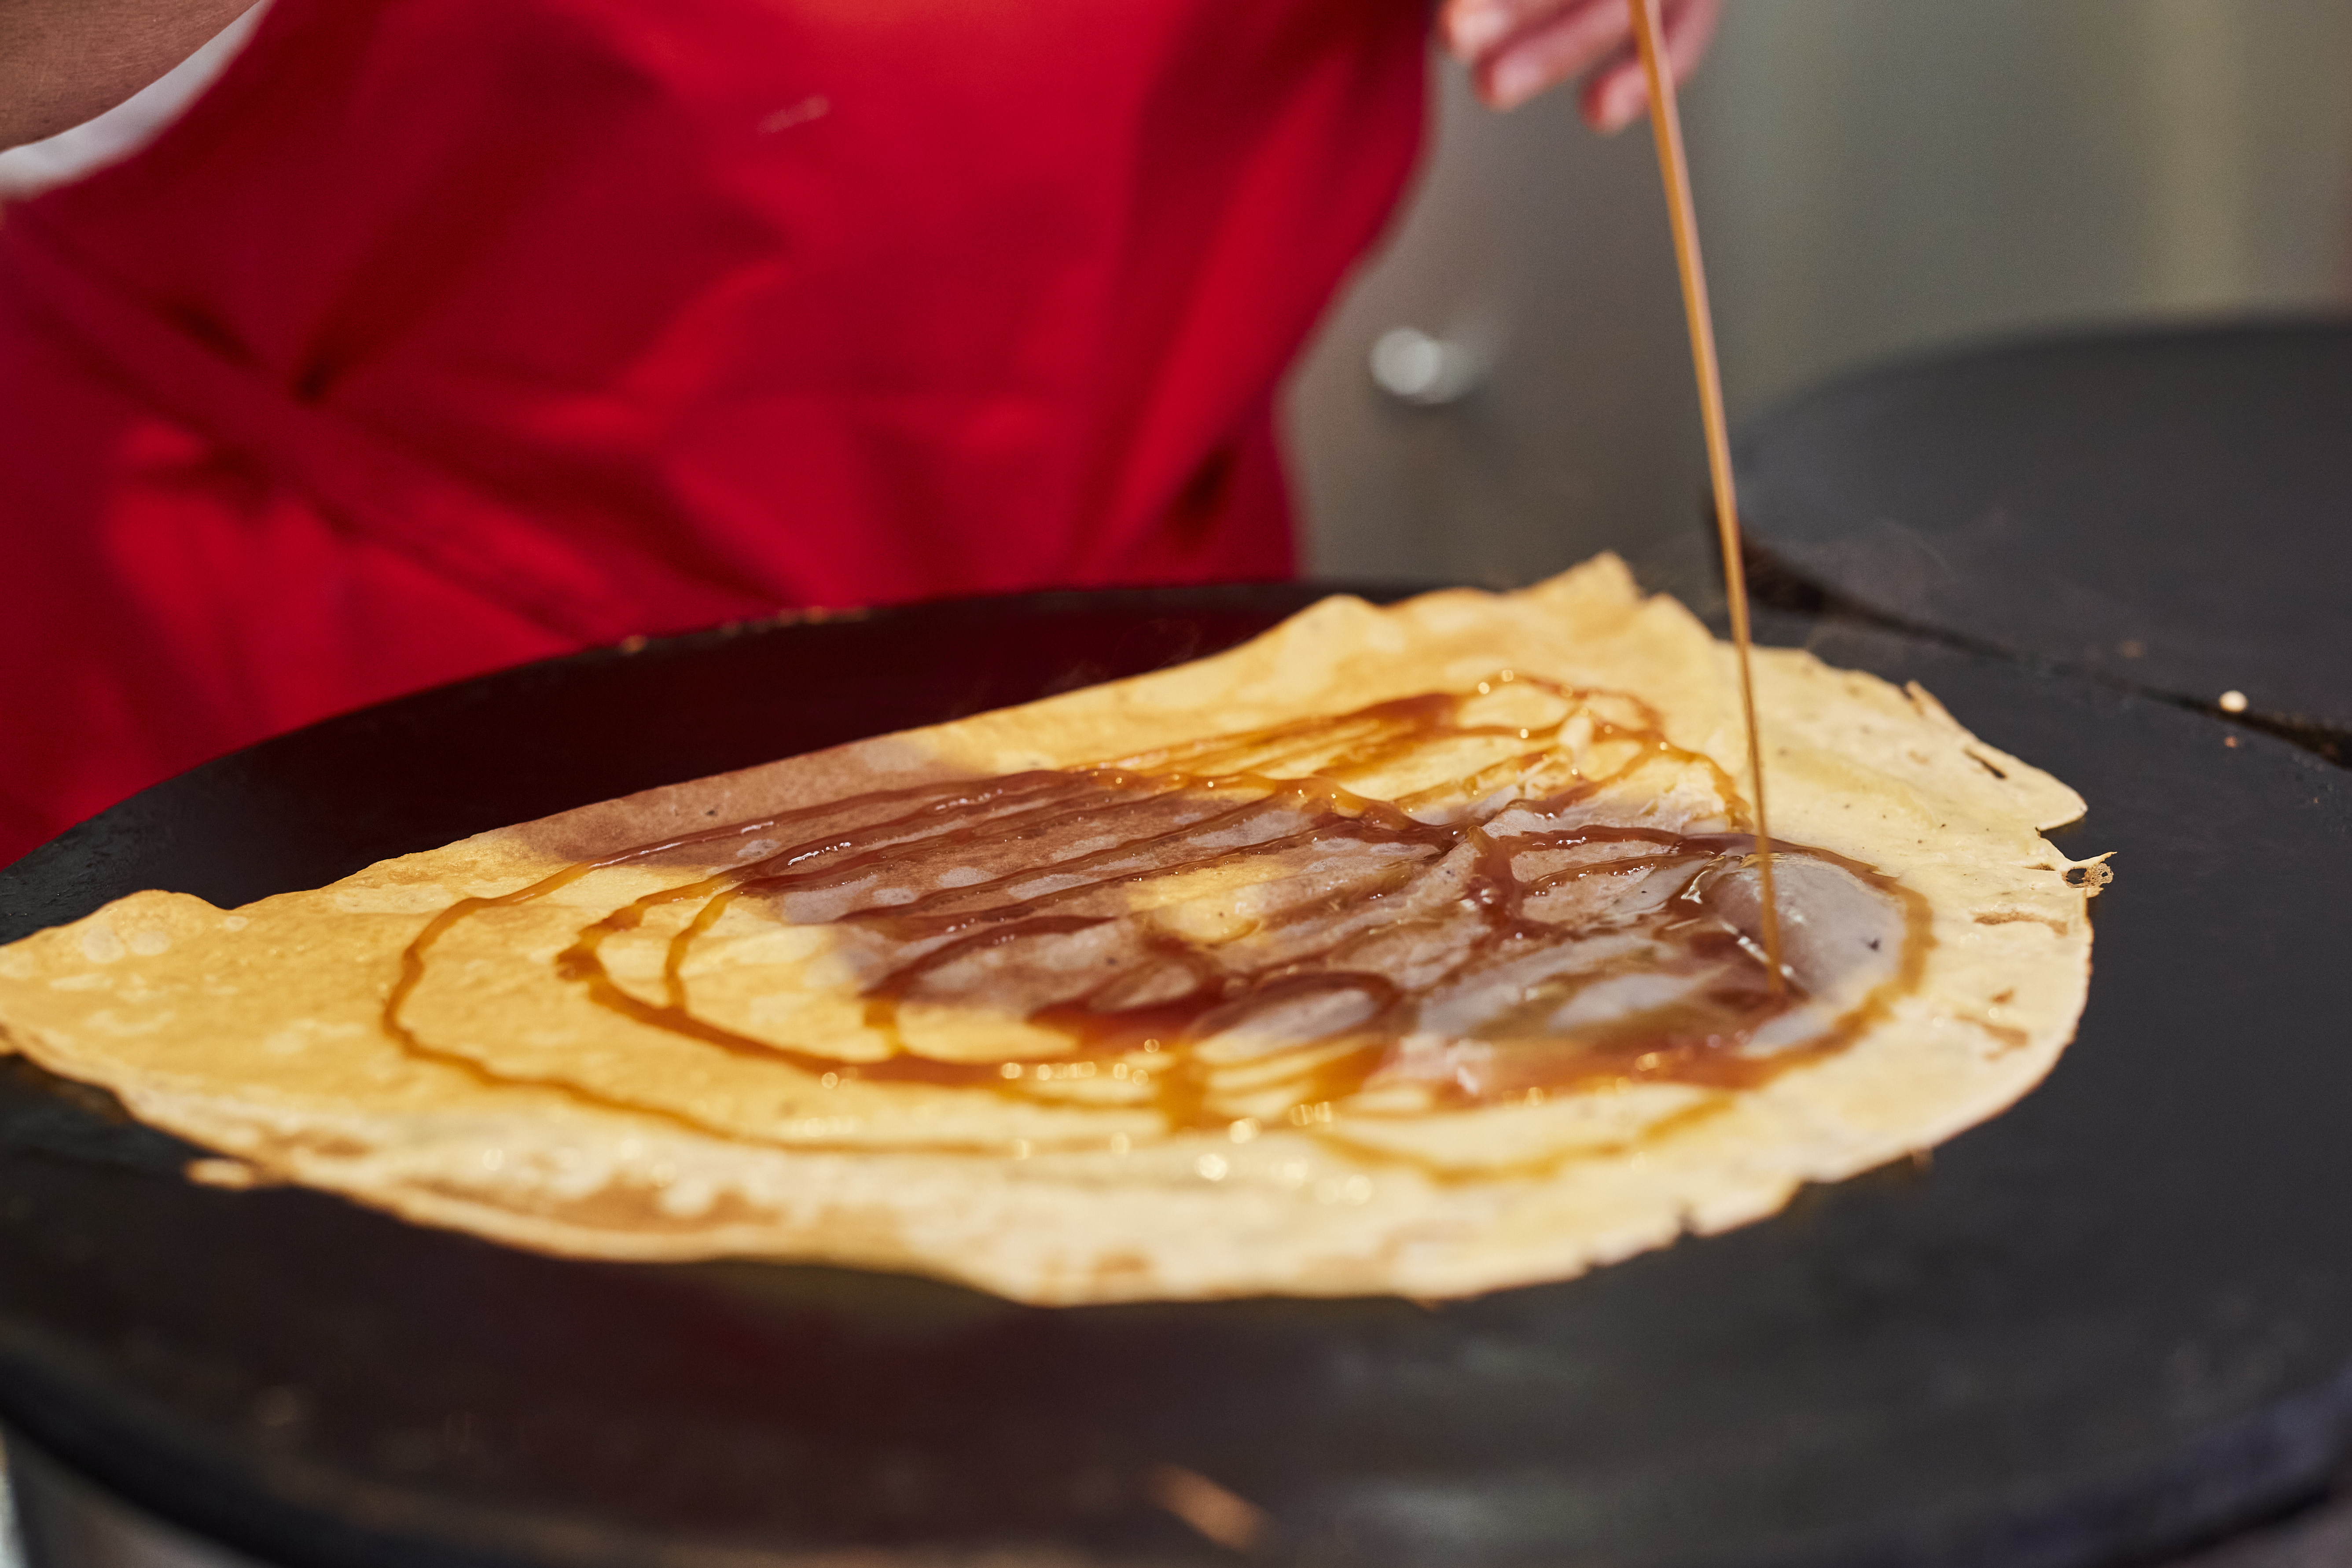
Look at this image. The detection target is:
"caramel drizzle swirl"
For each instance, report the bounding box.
[383,678,1926,1150]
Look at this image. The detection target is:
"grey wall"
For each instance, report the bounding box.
[1287,0,2352,591]
[1283,62,1707,594]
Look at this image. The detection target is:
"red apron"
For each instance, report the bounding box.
[0,0,1428,863]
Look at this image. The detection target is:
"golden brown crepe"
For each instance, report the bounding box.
[0,558,2103,1303]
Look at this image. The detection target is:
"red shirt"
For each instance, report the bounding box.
[0,0,1428,863]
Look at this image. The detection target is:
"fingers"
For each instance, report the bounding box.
[1439,0,1723,125]
[1579,0,1724,132]
[1444,0,1630,111]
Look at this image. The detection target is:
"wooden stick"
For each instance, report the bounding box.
[1628,0,1785,989]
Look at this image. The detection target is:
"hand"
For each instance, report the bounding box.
[0,0,254,152]
[1439,0,1723,129]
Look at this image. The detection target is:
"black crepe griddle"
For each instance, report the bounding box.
[1734,318,2352,752]
[3,585,2350,1568]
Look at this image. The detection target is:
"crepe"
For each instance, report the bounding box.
[0,558,2103,1304]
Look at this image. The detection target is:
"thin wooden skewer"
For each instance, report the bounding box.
[1628,0,1786,990]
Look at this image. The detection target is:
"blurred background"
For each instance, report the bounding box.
[1286,0,2352,598]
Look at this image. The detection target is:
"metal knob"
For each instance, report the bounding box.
[1368,327,1482,406]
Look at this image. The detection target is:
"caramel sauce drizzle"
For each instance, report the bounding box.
[383,679,1927,1158]
[1631,0,1786,989]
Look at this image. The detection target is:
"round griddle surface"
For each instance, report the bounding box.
[1735,319,2352,742]
[3,585,2350,1568]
